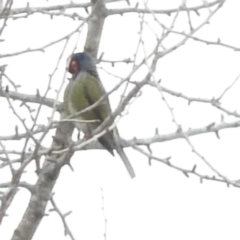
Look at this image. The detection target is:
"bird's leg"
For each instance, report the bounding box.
[77,131,90,140]
[77,131,81,140]
[83,126,93,140]
[83,133,92,139]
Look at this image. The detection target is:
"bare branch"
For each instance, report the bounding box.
[50,197,75,240]
[101,188,107,240]
[0,19,87,58]
[2,0,125,19]
[11,112,74,240]
[11,0,107,239]
[107,0,223,16]
[0,125,56,141]
[0,182,35,193]
[0,89,61,110]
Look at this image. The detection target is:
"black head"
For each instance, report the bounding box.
[66,52,97,78]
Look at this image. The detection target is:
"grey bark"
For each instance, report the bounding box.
[10,0,106,239]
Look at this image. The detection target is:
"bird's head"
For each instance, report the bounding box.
[66,52,96,78]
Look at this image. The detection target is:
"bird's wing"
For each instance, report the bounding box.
[63,82,71,116]
[71,73,136,178]
[70,73,115,154]
[71,73,111,122]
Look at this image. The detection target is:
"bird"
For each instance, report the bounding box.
[64,52,135,178]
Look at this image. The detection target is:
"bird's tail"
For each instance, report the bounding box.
[112,129,135,178]
[115,144,136,178]
[98,135,115,156]
[99,130,136,178]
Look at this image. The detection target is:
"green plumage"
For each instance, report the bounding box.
[71,73,109,126]
[65,72,115,155]
[64,52,135,178]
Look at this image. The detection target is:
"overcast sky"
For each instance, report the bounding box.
[1,0,240,239]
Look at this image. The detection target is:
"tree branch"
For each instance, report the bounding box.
[10,0,107,239]
[107,0,223,16]
[1,0,123,19]
[0,89,61,110]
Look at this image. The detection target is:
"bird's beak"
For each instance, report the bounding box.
[66,55,72,72]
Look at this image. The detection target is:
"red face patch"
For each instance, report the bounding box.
[66,56,80,75]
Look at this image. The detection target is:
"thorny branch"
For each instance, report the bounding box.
[101,188,107,240]
[49,197,75,240]
[0,0,239,239]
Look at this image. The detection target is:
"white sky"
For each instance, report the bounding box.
[1,0,240,239]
